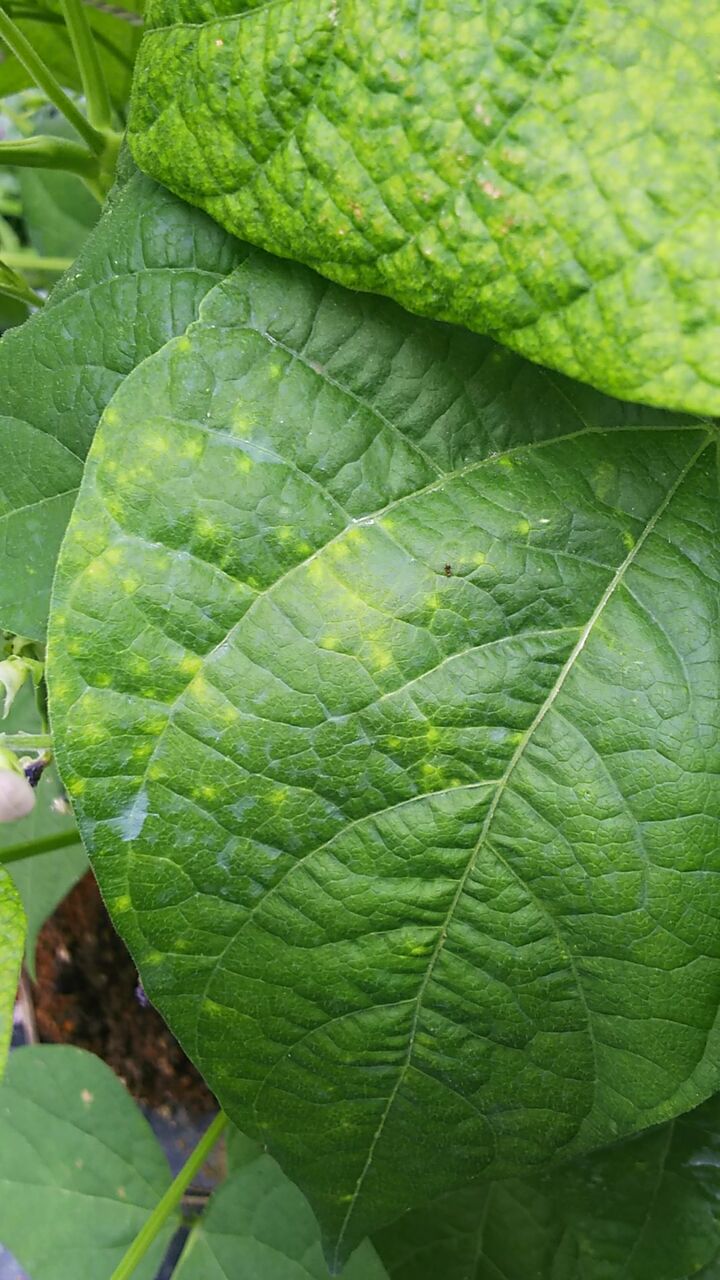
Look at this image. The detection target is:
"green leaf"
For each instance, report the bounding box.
[0,865,23,1075]
[16,110,100,260]
[129,0,720,415]
[175,1129,390,1280]
[1,683,87,978]
[0,1044,177,1280]
[0,170,244,638]
[46,239,720,1264]
[374,1092,720,1280]
[0,0,143,110]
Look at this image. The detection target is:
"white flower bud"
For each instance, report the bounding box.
[0,768,36,821]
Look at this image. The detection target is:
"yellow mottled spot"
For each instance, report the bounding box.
[307,560,326,582]
[295,540,313,556]
[427,593,441,611]
[83,724,109,746]
[179,653,202,677]
[148,763,167,781]
[426,727,440,744]
[113,894,131,913]
[409,942,432,956]
[189,674,210,700]
[132,743,152,760]
[383,517,395,531]
[277,525,293,543]
[268,363,283,379]
[147,432,171,455]
[145,950,164,965]
[67,638,83,657]
[330,541,350,559]
[320,636,340,650]
[104,407,119,426]
[105,547,122,565]
[200,784,219,801]
[96,673,112,687]
[180,437,203,460]
[498,456,513,468]
[516,518,530,536]
[338,1194,354,1204]
[235,453,254,473]
[68,779,86,798]
[86,560,110,580]
[196,516,219,540]
[388,736,402,749]
[345,527,363,544]
[369,645,392,671]
[176,335,192,352]
[122,575,140,594]
[146,717,168,735]
[269,788,287,807]
[473,551,486,565]
[622,531,635,551]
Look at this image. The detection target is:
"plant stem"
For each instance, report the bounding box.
[0,134,100,177]
[110,1111,229,1280]
[0,828,80,865]
[0,733,52,750]
[1,252,73,273]
[0,7,105,155]
[60,0,112,132]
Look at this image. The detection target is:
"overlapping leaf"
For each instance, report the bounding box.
[47,225,720,1263]
[0,866,23,1076]
[129,0,720,415]
[374,1092,720,1280]
[0,171,243,638]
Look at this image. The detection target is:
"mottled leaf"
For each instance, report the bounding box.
[47,242,720,1263]
[0,171,243,638]
[130,0,720,415]
[175,1129,389,1279]
[0,1045,176,1280]
[0,866,23,1076]
[375,1092,720,1280]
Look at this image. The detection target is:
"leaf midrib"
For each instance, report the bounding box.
[332,433,711,1261]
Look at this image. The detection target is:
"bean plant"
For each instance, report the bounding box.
[0,2,720,1278]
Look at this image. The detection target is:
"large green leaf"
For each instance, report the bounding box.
[1,684,87,979]
[0,1044,177,1280]
[0,171,243,638]
[47,240,720,1263]
[374,1092,720,1279]
[175,1129,389,1280]
[0,865,23,1075]
[128,0,720,416]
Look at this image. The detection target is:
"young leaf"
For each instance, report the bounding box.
[374,1092,720,1280]
[47,245,719,1263]
[174,1129,389,1279]
[0,1044,177,1280]
[129,0,720,415]
[0,170,244,639]
[0,865,23,1075]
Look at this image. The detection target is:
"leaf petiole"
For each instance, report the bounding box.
[0,734,53,751]
[0,7,105,155]
[60,0,113,133]
[0,829,80,866]
[110,1111,229,1280]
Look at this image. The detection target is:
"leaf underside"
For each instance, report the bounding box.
[128,0,720,415]
[46,198,720,1263]
[0,171,242,639]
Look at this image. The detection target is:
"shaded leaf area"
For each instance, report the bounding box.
[0,1045,175,1280]
[0,171,244,638]
[130,0,720,414]
[2,684,87,979]
[375,1091,720,1280]
[0,866,23,1075]
[46,229,720,1264]
[0,0,143,111]
[175,1129,389,1279]
[17,110,100,261]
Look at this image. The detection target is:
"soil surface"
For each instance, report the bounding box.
[32,873,215,1113]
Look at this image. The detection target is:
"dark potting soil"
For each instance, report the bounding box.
[32,872,215,1113]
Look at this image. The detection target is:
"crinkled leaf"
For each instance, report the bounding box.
[0,171,243,638]
[0,866,23,1076]
[0,1044,176,1280]
[130,0,720,415]
[2,684,86,979]
[175,1129,389,1279]
[375,1092,720,1280]
[46,240,720,1263]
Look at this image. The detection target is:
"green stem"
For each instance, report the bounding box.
[0,7,105,155]
[0,828,80,865]
[110,1112,229,1280]
[60,0,112,132]
[0,733,52,750]
[0,135,99,177]
[1,252,73,273]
